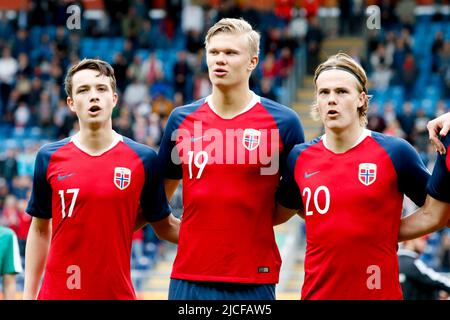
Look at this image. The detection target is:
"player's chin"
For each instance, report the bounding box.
[324,120,343,131]
[213,80,232,88]
[85,115,107,124]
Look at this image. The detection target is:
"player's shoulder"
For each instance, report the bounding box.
[122,136,157,160]
[169,98,206,121]
[370,131,416,155]
[37,137,72,158]
[259,96,300,122]
[290,136,322,159]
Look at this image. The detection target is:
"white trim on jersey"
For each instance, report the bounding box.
[397,248,419,259]
[322,128,372,153]
[205,91,261,119]
[414,259,450,287]
[12,232,23,273]
[71,130,123,156]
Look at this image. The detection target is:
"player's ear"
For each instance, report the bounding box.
[112,92,119,108]
[248,55,258,72]
[67,96,76,112]
[358,91,366,108]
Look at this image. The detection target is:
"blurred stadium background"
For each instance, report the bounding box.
[0,0,449,300]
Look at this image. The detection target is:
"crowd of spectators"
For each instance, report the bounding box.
[361,1,450,274]
[0,0,307,270]
[0,0,448,281]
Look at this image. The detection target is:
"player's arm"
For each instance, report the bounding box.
[164,179,180,201]
[23,217,51,300]
[427,112,450,155]
[134,207,148,231]
[274,204,303,226]
[2,274,16,300]
[275,146,303,225]
[398,195,449,242]
[150,214,180,244]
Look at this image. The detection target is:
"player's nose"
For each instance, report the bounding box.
[215,52,227,65]
[88,89,100,102]
[327,92,337,104]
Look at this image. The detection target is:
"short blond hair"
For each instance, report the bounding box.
[205,18,260,58]
[311,53,370,126]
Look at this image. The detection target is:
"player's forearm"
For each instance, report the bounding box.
[150,214,180,244]
[3,274,16,300]
[273,204,298,226]
[398,212,436,242]
[398,199,449,242]
[164,179,180,201]
[23,219,51,300]
[134,207,148,231]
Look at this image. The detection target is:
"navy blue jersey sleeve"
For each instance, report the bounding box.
[158,100,204,180]
[372,132,430,207]
[158,109,183,180]
[26,145,56,219]
[427,134,450,203]
[260,97,305,156]
[280,109,304,156]
[260,98,305,181]
[276,145,303,209]
[124,138,171,222]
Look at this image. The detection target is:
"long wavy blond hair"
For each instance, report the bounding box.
[311,53,371,127]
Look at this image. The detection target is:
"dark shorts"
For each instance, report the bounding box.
[168,279,276,300]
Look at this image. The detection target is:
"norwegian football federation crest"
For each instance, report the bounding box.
[114,167,131,190]
[358,163,377,186]
[242,129,261,151]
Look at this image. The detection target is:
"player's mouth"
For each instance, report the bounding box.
[327,109,339,118]
[88,105,101,115]
[213,68,228,77]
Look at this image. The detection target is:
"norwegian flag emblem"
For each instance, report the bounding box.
[358,163,377,186]
[114,167,131,190]
[242,129,261,151]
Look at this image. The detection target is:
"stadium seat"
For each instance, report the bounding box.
[421,98,437,117]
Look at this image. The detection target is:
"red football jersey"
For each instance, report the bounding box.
[278,130,430,299]
[158,94,304,283]
[27,133,170,299]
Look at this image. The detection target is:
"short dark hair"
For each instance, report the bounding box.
[64,58,116,97]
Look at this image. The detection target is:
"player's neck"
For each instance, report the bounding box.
[324,125,365,154]
[210,86,253,119]
[76,123,117,155]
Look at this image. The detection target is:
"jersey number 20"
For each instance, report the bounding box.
[303,186,330,216]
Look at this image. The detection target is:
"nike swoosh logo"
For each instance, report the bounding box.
[304,171,320,179]
[58,173,75,181]
[190,136,206,142]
